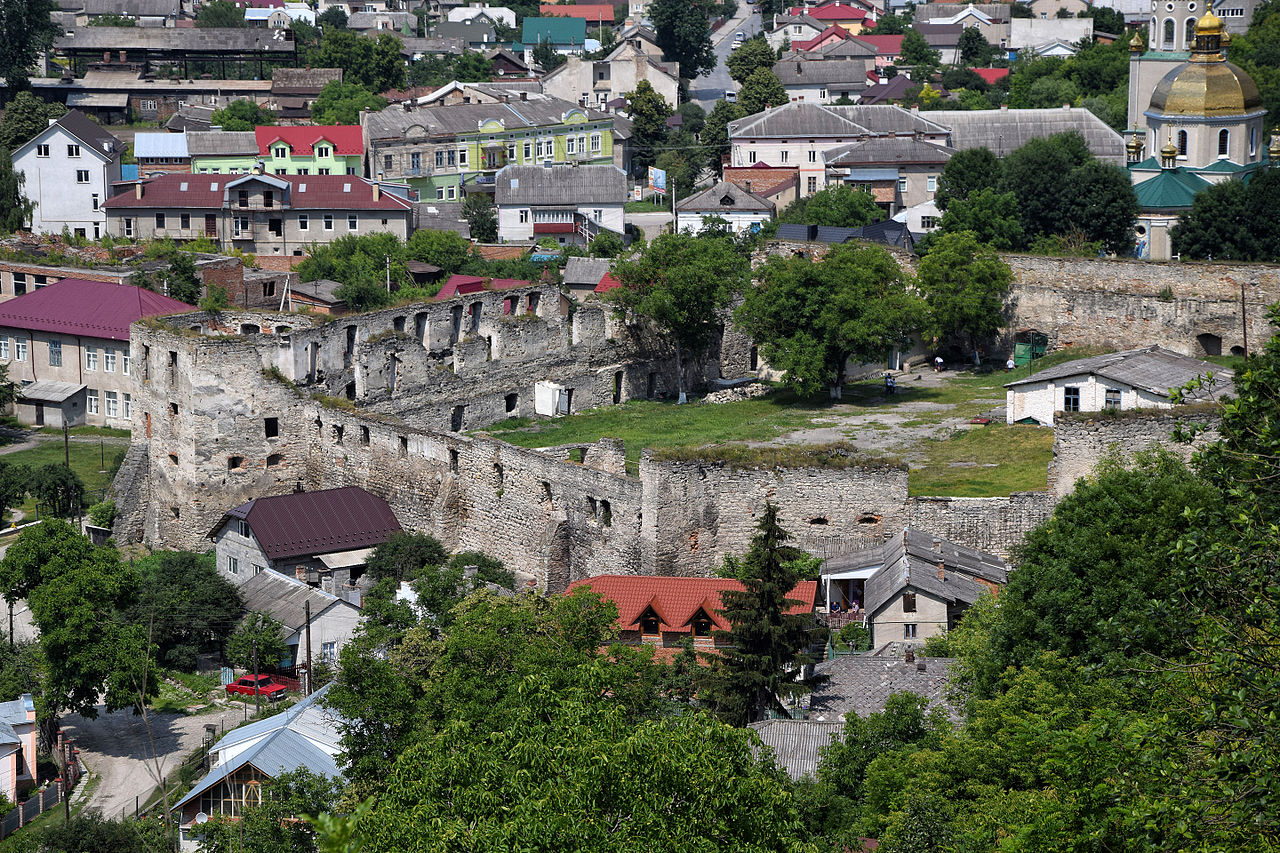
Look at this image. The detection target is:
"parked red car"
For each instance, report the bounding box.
[225,674,289,700]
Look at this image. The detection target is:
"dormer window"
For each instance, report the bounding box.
[317,145,331,158]
[274,146,288,158]
[719,194,735,206]
[639,607,660,636]
[691,610,713,637]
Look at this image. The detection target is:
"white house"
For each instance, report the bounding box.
[10,110,122,238]
[891,199,941,233]
[494,163,626,246]
[541,42,680,111]
[0,695,37,806]
[1004,346,1233,426]
[676,180,776,235]
[237,569,363,668]
[447,2,516,27]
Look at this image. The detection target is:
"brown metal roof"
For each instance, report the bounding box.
[212,486,402,561]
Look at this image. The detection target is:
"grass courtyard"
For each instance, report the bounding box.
[1,439,126,519]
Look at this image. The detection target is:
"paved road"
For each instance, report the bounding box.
[690,2,763,112]
[627,209,675,241]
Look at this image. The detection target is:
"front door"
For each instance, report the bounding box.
[34,403,44,426]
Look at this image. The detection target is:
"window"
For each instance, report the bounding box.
[904,624,918,639]
[238,190,249,208]
[318,168,330,175]
[321,641,336,662]
[519,208,529,223]
[926,176,938,192]
[524,141,532,160]
[1218,128,1229,157]
[91,193,100,211]
[590,133,601,153]
[819,88,828,99]
[103,348,116,372]
[447,186,456,200]
[1177,129,1188,156]
[567,136,576,155]
[228,556,239,575]
[263,190,274,208]
[85,347,98,371]
[76,170,90,184]
[902,592,916,612]
[180,213,190,229]
[592,209,602,222]
[297,168,309,175]
[122,352,131,376]
[1251,126,1258,157]
[264,417,279,438]
[808,149,817,163]
[1104,388,1121,409]
[691,612,713,637]
[15,340,25,362]
[274,146,287,158]
[921,216,937,229]
[36,144,49,157]
[105,391,118,417]
[348,214,358,230]
[748,150,757,164]
[323,214,334,230]
[458,148,467,166]
[436,186,445,200]
[237,519,250,537]
[317,145,331,158]
[48,340,61,367]
[640,609,660,636]
[435,150,445,168]
[1063,386,1081,412]
[140,99,157,111]
[410,152,421,171]
[155,213,165,228]
[123,217,133,237]
[779,150,789,163]
[299,214,308,231]
[67,144,81,157]
[0,338,8,360]
[87,389,99,415]
[123,393,131,419]
[233,216,249,237]
[807,176,818,193]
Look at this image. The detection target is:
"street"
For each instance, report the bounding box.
[690,2,763,112]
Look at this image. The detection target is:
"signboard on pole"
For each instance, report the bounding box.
[647,166,667,195]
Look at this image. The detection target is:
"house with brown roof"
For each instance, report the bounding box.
[9,110,123,238]
[0,278,193,428]
[676,180,776,235]
[565,574,818,660]
[208,485,403,594]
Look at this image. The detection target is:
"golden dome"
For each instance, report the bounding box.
[1126,135,1144,155]
[1129,30,1143,51]
[1148,60,1263,117]
[1271,136,1280,160]
[1160,140,1178,159]
[1194,9,1224,35]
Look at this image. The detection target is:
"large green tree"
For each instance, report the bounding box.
[702,99,746,175]
[126,551,243,672]
[935,146,1001,211]
[406,229,471,275]
[0,158,33,234]
[461,193,498,243]
[779,184,883,228]
[210,99,276,131]
[0,92,67,154]
[737,67,787,115]
[0,0,60,90]
[957,27,995,66]
[196,0,245,27]
[898,27,941,68]
[195,769,343,853]
[916,230,1012,363]
[226,610,289,672]
[726,35,777,83]
[298,232,407,310]
[650,0,716,78]
[737,244,924,396]
[937,187,1025,250]
[1172,167,1280,262]
[611,233,750,402]
[311,81,386,125]
[624,80,672,176]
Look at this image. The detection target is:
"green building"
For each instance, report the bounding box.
[187,126,363,176]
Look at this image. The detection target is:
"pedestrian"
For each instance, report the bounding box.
[1006,357,1015,372]
[884,373,896,395]
[934,355,943,372]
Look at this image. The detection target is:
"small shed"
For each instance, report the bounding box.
[15,381,87,428]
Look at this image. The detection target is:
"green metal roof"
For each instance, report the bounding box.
[1133,168,1211,210]
[1128,156,1161,171]
[522,16,586,44]
[1140,50,1190,60]
[1196,158,1247,172]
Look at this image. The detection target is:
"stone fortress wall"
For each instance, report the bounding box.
[113,247,1275,588]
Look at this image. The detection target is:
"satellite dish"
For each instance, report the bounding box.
[195,813,209,824]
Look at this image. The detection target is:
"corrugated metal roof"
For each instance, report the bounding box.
[236,569,355,631]
[186,131,259,156]
[748,720,845,780]
[0,278,193,342]
[495,163,625,206]
[18,381,86,403]
[677,179,775,213]
[213,485,403,562]
[927,107,1125,163]
[134,132,189,159]
[1003,345,1233,398]
[824,135,955,166]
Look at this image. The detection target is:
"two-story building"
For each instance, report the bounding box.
[494,163,625,245]
[10,110,123,238]
[0,695,37,806]
[134,132,191,175]
[0,278,193,428]
[541,41,680,110]
[362,95,617,200]
[187,127,362,176]
[101,173,413,260]
[188,131,261,174]
[522,16,588,65]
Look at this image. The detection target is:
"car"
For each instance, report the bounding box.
[225,674,289,700]
[734,31,746,40]
[730,40,741,49]
[724,90,738,103]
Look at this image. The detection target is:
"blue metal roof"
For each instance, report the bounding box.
[843,168,899,181]
[133,132,189,159]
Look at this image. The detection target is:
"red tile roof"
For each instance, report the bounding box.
[855,33,904,54]
[0,278,194,342]
[793,23,851,49]
[790,3,866,18]
[539,3,613,21]
[255,126,363,157]
[434,274,533,300]
[213,486,403,562]
[968,67,1010,84]
[566,575,818,635]
[101,173,412,212]
[594,272,621,293]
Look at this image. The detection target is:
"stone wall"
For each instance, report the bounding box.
[1049,410,1221,497]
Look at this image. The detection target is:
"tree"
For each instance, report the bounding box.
[650,0,717,78]
[938,187,1025,250]
[1173,168,1280,262]
[317,5,347,28]
[1080,5,1125,35]
[126,551,243,672]
[0,91,67,154]
[1060,159,1138,254]
[0,0,60,90]
[588,230,624,257]
[655,132,702,200]
[675,100,706,137]
[868,12,909,34]
[0,457,28,526]
[461,193,498,243]
[87,11,134,24]
[898,28,941,68]
[736,244,924,396]
[737,67,787,115]
[311,30,405,92]
[35,811,171,853]
[916,230,1012,363]
[195,769,343,853]
[957,27,994,66]
[611,233,750,402]
[940,66,989,93]
[29,463,83,517]
[210,99,275,131]
[298,232,407,310]
[531,40,566,72]
[0,159,33,234]
[227,611,288,672]
[365,531,448,583]
[701,99,745,175]
[163,250,203,304]
[453,50,493,82]
[779,184,883,228]
[370,33,407,92]
[311,81,386,125]
[698,504,819,725]
[406,228,471,274]
[726,35,777,83]
[624,80,671,176]
[410,551,515,628]
[196,0,245,27]
[934,146,1001,210]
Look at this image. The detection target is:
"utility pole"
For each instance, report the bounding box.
[63,421,70,469]
[1242,280,1249,357]
[304,600,312,696]
[8,601,12,652]
[252,636,260,716]
[385,255,391,295]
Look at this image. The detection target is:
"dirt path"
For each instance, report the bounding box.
[63,703,248,820]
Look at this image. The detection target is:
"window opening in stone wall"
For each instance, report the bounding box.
[613,371,622,405]
[143,345,151,380]
[227,455,244,470]
[333,424,344,444]
[388,355,399,393]
[169,402,178,416]
[307,342,320,382]
[526,292,539,314]
[451,306,463,343]
[167,350,177,381]
[168,453,178,465]
[485,336,493,361]
[415,313,429,346]
[494,463,503,490]
[345,382,356,401]
[1197,332,1222,356]
[315,416,323,436]
[600,499,612,527]
[449,448,459,472]
[809,517,828,525]
[241,324,260,335]
[344,325,357,368]
[145,412,152,437]
[393,316,406,333]
[451,405,465,431]
[902,592,916,613]
[399,436,409,458]
[360,425,370,446]
[857,513,881,524]
[171,506,180,519]
[587,496,598,517]
[264,417,279,438]
[505,392,518,413]
[750,346,759,370]
[647,372,656,399]
[267,454,284,468]
[542,481,552,505]
[1063,386,1081,412]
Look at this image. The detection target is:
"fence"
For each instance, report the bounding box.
[0,775,79,841]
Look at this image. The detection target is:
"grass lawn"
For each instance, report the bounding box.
[3,440,125,516]
[37,425,130,438]
[908,423,1055,497]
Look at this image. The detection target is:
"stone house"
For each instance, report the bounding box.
[0,695,37,805]
[0,278,193,428]
[565,574,818,660]
[675,180,776,235]
[101,173,414,260]
[207,485,403,594]
[9,110,123,238]
[1004,346,1233,427]
[494,163,626,245]
[541,42,680,111]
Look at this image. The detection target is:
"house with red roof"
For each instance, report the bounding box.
[0,278,193,428]
[788,2,870,31]
[102,172,413,260]
[565,575,818,659]
[968,67,1010,86]
[255,126,363,177]
[852,33,904,68]
[538,3,613,22]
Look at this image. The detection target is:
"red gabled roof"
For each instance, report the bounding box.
[854,33,904,54]
[594,272,621,293]
[793,23,851,49]
[101,173,412,212]
[565,575,818,635]
[0,278,194,342]
[790,3,866,18]
[539,3,613,21]
[434,274,533,300]
[214,486,403,562]
[968,67,1010,85]
[255,126,363,157]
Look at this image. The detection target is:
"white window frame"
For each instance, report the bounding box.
[348,214,358,230]
[299,214,308,231]
[0,338,8,359]
[67,144,81,157]
[36,144,49,157]
[228,556,239,575]
[926,176,938,192]
[123,393,131,419]
[48,339,62,367]
[105,391,119,418]
[87,390,99,414]
[85,347,98,371]
[122,352,131,376]
[324,214,334,230]
[76,170,90,184]
[103,348,116,372]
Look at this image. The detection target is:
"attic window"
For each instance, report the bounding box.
[210,182,218,191]
[691,610,713,638]
[343,183,351,192]
[299,183,307,192]
[720,194,735,206]
[640,609,660,636]
[902,592,916,613]
[180,182,188,191]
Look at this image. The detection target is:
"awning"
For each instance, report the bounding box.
[316,547,375,570]
[823,565,880,582]
[19,380,86,403]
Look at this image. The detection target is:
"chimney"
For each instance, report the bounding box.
[372,181,381,201]
[931,536,941,552]
[294,479,305,493]
[936,561,945,581]
[744,179,752,193]
[135,182,144,200]
[916,658,926,672]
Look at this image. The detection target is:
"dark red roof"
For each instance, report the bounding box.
[594,273,621,293]
[434,274,533,301]
[256,126,363,157]
[969,67,1010,84]
[539,3,613,20]
[790,3,866,18]
[565,575,818,635]
[855,33,903,54]
[215,486,403,561]
[101,173,412,212]
[0,278,194,342]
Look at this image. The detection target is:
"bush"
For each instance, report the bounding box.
[87,500,116,528]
